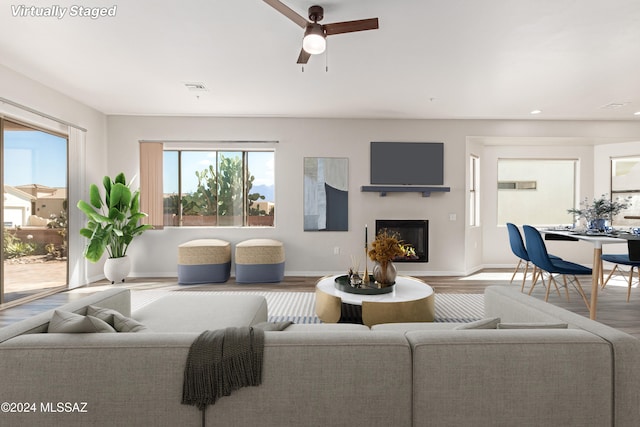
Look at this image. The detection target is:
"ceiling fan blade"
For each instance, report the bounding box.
[324,18,379,36]
[263,0,308,29]
[297,48,311,64]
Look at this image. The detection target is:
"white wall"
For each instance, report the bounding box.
[107,116,640,278]
[107,116,470,278]
[4,62,640,282]
[482,136,640,268]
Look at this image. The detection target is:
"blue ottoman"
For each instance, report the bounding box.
[177,239,231,284]
[235,239,285,283]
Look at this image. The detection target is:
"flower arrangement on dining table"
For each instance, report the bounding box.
[368,229,405,285]
[567,194,631,229]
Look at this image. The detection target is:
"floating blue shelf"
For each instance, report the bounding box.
[361,186,451,197]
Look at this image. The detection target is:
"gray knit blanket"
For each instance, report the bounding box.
[182,321,293,410]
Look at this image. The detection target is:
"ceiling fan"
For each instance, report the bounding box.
[263,0,379,64]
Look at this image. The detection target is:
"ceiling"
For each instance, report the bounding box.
[2,0,640,120]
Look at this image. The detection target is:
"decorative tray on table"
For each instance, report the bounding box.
[334,275,395,295]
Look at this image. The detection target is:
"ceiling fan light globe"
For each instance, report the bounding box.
[303,34,326,54]
[302,24,326,54]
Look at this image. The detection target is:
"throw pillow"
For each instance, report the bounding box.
[48,310,116,333]
[497,323,569,329]
[86,305,149,332]
[113,313,149,332]
[454,317,501,330]
[86,305,121,327]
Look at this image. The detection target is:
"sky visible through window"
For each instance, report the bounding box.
[3,130,67,187]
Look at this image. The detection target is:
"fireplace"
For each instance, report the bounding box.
[375,220,428,263]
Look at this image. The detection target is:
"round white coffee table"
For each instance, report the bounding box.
[315,275,435,326]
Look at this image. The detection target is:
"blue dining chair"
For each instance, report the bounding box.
[506,223,558,292]
[601,238,640,302]
[523,225,591,309]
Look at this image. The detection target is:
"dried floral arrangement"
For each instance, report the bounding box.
[368,229,405,264]
[567,194,631,221]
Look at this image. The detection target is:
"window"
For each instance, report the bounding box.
[497,181,537,190]
[469,155,480,226]
[497,159,576,226]
[162,148,275,227]
[611,156,640,227]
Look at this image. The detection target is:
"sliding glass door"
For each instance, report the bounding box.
[1,119,68,304]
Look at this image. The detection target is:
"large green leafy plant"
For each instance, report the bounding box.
[77,173,153,262]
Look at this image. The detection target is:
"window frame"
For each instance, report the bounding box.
[610,155,640,227]
[140,142,276,228]
[469,154,480,227]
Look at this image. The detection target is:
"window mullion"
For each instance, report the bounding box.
[243,151,248,226]
[178,151,183,226]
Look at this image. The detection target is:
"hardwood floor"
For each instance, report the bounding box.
[2,268,640,339]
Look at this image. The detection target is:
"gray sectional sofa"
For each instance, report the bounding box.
[0,285,638,426]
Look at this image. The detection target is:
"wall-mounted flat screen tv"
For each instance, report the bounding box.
[370,142,444,185]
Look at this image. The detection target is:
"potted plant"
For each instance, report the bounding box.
[567,194,630,231]
[368,229,405,287]
[77,173,153,283]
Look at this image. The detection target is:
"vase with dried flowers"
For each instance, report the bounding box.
[567,194,630,231]
[368,229,405,287]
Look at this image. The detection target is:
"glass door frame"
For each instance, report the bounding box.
[1,117,70,305]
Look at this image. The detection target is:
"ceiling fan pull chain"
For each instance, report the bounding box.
[325,40,329,72]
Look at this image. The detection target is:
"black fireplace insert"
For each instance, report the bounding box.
[375,220,428,263]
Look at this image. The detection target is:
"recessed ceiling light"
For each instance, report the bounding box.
[634,111,640,116]
[530,109,542,115]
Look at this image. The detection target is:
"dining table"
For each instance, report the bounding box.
[539,228,626,320]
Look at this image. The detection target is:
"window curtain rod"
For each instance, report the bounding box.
[0,97,87,132]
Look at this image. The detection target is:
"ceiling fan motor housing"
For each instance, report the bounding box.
[308,5,323,22]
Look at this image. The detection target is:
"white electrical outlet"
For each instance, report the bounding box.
[333,247,340,255]
[449,213,457,221]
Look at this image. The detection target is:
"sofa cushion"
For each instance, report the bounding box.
[407,328,613,426]
[47,310,116,333]
[454,317,500,330]
[132,293,268,332]
[371,323,460,332]
[497,322,568,329]
[284,324,370,332]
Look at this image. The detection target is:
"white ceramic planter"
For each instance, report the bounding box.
[104,256,131,284]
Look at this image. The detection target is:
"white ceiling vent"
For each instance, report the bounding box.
[600,102,630,109]
[184,82,208,92]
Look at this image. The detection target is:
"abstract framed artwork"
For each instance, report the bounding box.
[303,157,348,231]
